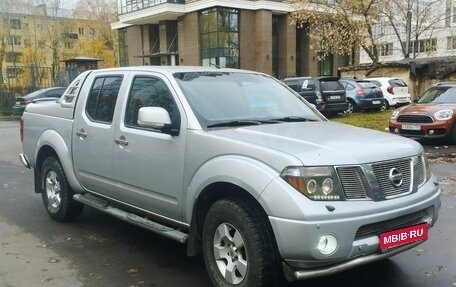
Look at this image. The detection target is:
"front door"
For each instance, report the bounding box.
[112,74,186,221]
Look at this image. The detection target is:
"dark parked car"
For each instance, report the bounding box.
[339,79,386,113]
[389,82,456,143]
[12,87,66,115]
[282,76,348,115]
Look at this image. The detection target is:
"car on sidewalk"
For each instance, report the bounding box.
[389,82,456,143]
[339,78,386,113]
[365,77,411,108]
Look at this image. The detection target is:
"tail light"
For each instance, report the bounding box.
[316,91,325,103]
[387,86,394,94]
[356,88,365,96]
[20,117,24,143]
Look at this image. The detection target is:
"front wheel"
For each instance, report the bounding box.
[41,157,83,222]
[202,199,282,287]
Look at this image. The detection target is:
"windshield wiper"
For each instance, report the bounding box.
[206,120,263,128]
[270,116,317,122]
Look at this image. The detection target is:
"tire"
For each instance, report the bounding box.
[345,100,355,114]
[202,199,282,287]
[380,100,387,111]
[451,125,456,145]
[41,157,83,222]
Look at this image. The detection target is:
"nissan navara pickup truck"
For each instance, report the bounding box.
[20,66,441,287]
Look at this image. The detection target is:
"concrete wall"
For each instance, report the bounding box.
[177,12,200,66]
[278,14,296,79]
[240,10,256,71]
[125,25,149,66]
[254,10,273,75]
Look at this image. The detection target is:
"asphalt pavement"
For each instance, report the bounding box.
[0,120,455,287]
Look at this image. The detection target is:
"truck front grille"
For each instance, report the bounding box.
[337,155,425,201]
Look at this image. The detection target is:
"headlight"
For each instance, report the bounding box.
[434,109,453,120]
[391,110,399,119]
[281,166,344,200]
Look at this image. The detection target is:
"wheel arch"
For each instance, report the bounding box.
[34,130,84,193]
[186,181,279,258]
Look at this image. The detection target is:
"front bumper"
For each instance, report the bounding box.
[259,176,441,281]
[389,120,451,139]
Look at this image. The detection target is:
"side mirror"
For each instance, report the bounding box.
[137,107,171,130]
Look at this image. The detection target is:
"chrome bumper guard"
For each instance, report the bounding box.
[19,153,31,169]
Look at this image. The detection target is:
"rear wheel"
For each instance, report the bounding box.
[345,100,356,114]
[380,100,387,111]
[41,157,83,222]
[202,199,282,287]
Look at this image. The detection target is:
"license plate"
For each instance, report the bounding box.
[402,124,420,131]
[380,223,428,250]
[329,96,340,100]
[372,100,381,104]
[397,98,408,102]
[15,101,20,105]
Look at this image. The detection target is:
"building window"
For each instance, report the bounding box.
[36,23,44,32]
[317,56,332,76]
[447,36,456,50]
[453,6,456,23]
[89,28,95,35]
[379,43,393,56]
[118,28,129,67]
[79,27,84,35]
[5,52,22,63]
[200,7,239,68]
[272,16,279,78]
[8,36,21,46]
[10,19,21,29]
[65,41,74,49]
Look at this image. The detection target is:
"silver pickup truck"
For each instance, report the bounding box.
[20,66,441,287]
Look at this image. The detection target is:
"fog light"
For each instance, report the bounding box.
[317,234,338,255]
[429,130,434,135]
[394,128,399,133]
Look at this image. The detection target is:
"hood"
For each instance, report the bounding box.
[210,121,422,166]
[397,103,456,115]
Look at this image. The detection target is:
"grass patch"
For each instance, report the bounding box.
[331,110,391,131]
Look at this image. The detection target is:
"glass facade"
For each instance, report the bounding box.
[200,7,239,68]
[118,28,129,67]
[118,0,184,14]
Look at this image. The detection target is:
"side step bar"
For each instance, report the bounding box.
[73,193,188,244]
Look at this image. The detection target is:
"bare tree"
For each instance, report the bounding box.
[381,0,445,58]
[290,0,387,65]
[291,0,448,65]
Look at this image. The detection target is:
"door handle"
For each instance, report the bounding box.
[115,136,129,146]
[76,129,87,139]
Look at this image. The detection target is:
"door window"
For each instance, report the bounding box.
[86,76,122,124]
[125,76,180,133]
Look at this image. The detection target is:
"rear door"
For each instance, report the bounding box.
[72,72,126,195]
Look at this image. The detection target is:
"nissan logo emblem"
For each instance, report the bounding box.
[389,168,403,187]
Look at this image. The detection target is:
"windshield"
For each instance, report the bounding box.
[418,86,456,104]
[174,72,323,128]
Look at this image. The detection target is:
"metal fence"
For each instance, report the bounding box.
[0,66,75,114]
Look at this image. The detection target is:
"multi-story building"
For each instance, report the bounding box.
[111,0,351,78]
[359,0,456,64]
[0,5,116,88]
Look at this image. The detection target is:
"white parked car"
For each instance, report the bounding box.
[365,77,411,108]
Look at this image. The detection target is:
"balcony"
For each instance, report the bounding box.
[118,0,184,15]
